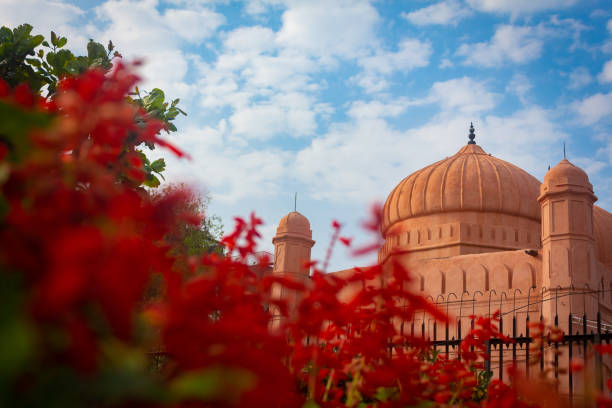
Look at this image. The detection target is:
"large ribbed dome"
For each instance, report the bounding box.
[382,143,542,235]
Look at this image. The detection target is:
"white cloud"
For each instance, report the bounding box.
[439,58,454,68]
[600,141,612,167]
[603,19,612,53]
[480,107,562,150]
[568,67,593,89]
[164,8,225,43]
[93,0,223,91]
[457,25,543,67]
[295,117,411,202]
[353,38,431,93]
[572,157,607,176]
[293,103,565,204]
[0,0,83,31]
[161,124,290,204]
[276,0,381,61]
[95,0,223,50]
[243,0,285,15]
[0,0,88,51]
[358,38,432,74]
[573,91,612,125]
[347,99,410,119]
[506,73,531,103]
[428,77,499,114]
[598,60,612,83]
[467,0,578,15]
[229,92,317,140]
[350,76,498,111]
[223,26,276,54]
[241,51,318,91]
[401,0,471,26]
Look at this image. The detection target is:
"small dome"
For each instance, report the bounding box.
[543,159,591,189]
[276,211,311,237]
[382,143,542,235]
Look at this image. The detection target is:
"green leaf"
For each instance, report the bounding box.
[87,40,109,63]
[169,367,257,403]
[144,175,160,188]
[41,40,49,48]
[142,88,165,111]
[0,101,54,161]
[12,24,33,42]
[57,37,67,48]
[0,26,13,43]
[25,58,41,67]
[0,273,35,383]
[30,34,44,49]
[150,158,166,173]
[50,30,57,46]
[66,55,90,75]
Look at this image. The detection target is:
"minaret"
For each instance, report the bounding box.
[270,212,315,320]
[538,158,597,314]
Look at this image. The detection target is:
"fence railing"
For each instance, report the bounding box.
[413,286,612,404]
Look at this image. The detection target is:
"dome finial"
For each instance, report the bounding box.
[468,122,476,145]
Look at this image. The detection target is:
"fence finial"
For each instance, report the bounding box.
[513,288,522,319]
[488,289,498,318]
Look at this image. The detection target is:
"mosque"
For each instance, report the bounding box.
[270,124,612,343]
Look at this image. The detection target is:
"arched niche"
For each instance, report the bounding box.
[466,264,488,293]
[404,272,424,292]
[512,262,535,290]
[424,269,444,294]
[445,267,465,295]
[490,264,511,290]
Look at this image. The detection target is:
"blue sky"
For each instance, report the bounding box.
[3,0,612,271]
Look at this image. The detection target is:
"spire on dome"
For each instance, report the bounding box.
[468,122,476,145]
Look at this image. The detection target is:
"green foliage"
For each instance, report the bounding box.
[130,87,187,141]
[0,273,35,396]
[168,367,256,403]
[0,24,118,95]
[0,23,188,185]
[472,368,493,401]
[0,100,53,162]
[154,183,224,260]
[0,24,45,90]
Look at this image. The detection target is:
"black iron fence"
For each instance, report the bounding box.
[411,286,612,402]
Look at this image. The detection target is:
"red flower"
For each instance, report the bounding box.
[569,359,584,373]
[0,78,10,97]
[338,236,352,246]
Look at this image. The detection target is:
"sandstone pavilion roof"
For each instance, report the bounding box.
[380,124,612,268]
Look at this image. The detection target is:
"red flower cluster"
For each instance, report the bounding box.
[0,65,192,374]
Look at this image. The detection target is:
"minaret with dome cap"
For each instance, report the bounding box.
[270,211,315,319]
[538,156,598,292]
